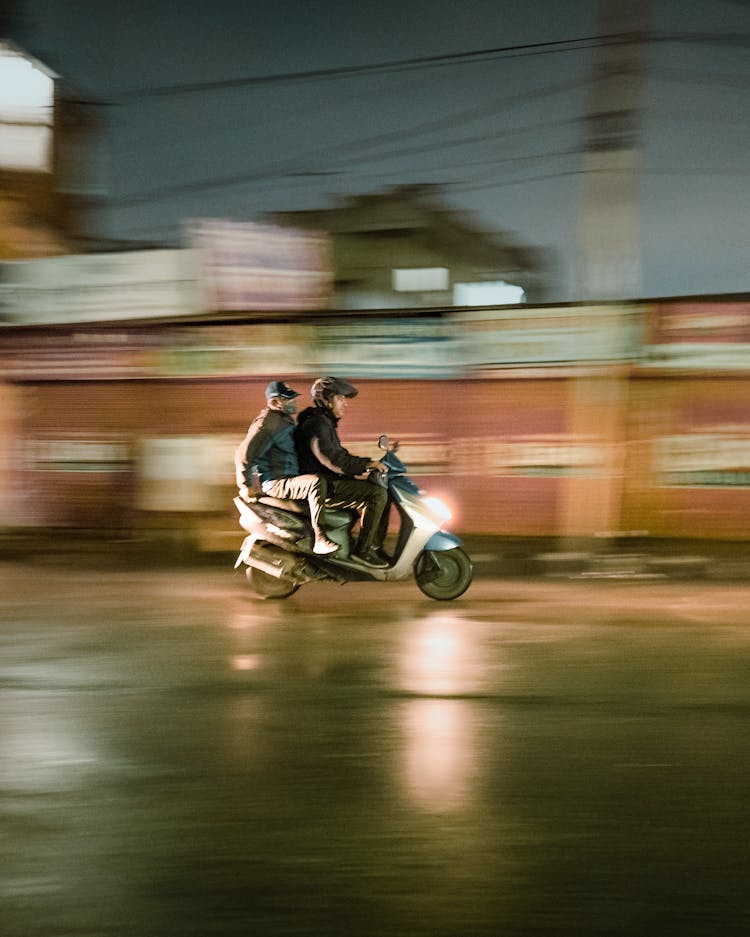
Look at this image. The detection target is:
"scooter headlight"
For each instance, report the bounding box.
[422,496,452,522]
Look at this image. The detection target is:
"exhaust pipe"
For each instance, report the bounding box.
[237,537,303,581]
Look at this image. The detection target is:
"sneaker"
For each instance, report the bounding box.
[313,536,339,556]
[352,547,388,568]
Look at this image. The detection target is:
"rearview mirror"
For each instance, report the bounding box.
[378,435,399,452]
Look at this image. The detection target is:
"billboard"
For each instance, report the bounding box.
[643,301,750,370]
[189,219,332,312]
[454,304,643,370]
[0,249,202,325]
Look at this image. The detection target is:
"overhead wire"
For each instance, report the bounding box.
[109,77,591,207]
[83,23,750,239]
[106,33,639,104]
[96,30,750,105]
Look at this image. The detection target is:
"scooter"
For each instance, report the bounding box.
[233,435,473,600]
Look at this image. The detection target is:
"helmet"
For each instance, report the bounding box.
[311,376,358,407]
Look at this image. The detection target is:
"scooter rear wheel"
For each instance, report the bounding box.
[414,547,473,600]
[246,566,300,599]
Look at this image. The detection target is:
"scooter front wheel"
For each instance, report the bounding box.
[246,566,300,599]
[414,547,473,600]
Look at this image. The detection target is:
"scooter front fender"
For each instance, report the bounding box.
[423,530,462,551]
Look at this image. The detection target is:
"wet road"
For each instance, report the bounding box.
[2,562,750,936]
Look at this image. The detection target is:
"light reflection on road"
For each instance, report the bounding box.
[397,611,487,697]
[402,698,476,812]
[396,611,486,812]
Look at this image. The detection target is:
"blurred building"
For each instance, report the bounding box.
[0,41,64,258]
[271,185,550,309]
[0,39,109,259]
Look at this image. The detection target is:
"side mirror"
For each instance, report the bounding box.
[378,435,400,452]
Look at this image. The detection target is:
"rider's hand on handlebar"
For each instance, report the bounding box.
[366,460,387,474]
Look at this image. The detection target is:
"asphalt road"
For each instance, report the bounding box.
[2,563,750,937]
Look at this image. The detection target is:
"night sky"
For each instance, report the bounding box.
[7,0,750,301]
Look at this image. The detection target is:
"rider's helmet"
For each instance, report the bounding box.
[311,376,358,408]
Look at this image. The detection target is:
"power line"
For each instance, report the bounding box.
[108,76,591,208]
[451,162,750,196]
[107,33,633,104]
[78,30,750,106]
[451,169,585,194]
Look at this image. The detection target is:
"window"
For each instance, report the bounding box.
[392,268,449,292]
[0,43,55,171]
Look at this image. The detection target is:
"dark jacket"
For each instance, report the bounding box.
[235,407,300,489]
[295,405,370,479]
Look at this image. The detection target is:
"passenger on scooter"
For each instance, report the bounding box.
[294,377,389,569]
[234,381,339,556]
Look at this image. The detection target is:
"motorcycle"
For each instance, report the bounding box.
[233,435,473,600]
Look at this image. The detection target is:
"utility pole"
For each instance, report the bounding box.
[558,1,651,563]
[574,0,650,301]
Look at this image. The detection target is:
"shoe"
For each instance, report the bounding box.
[313,536,339,556]
[352,547,388,568]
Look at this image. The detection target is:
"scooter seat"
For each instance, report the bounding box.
[248,495,356,528]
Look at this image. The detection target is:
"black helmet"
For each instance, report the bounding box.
[311,376,358,407]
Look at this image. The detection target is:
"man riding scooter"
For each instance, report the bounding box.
[294,377,389,568]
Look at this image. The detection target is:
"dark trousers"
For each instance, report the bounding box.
[324,477,389,553]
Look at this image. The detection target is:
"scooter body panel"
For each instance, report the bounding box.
[424,530,462,551]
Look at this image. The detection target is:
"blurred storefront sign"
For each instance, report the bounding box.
[0,323,310,380]
[656,431,750,487]
[189,219,332,312]
[312,317,458,378]
[4,318,453,380]
[28,437,130,471]
[454,305,643,370]
[0,329,161,379]
[147,324,310,377]
[0,249,202,324]
[460,435,605,477]
[643,301,750,369]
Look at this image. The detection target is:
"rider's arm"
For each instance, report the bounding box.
[235,415,275,488]
[311,416,371,477]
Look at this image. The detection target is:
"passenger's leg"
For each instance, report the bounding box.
[265,475,338,554]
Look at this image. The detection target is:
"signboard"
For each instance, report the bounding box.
[312,317,459,378]
[655,431,750,488]
[0,249,202,324]
[0,323,312,380]
[643,301,750,370]
[146,324,311,378]
[189,219,332,312]
[454,305,643,369]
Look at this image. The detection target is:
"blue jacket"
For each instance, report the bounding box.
[235,407,300,489]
